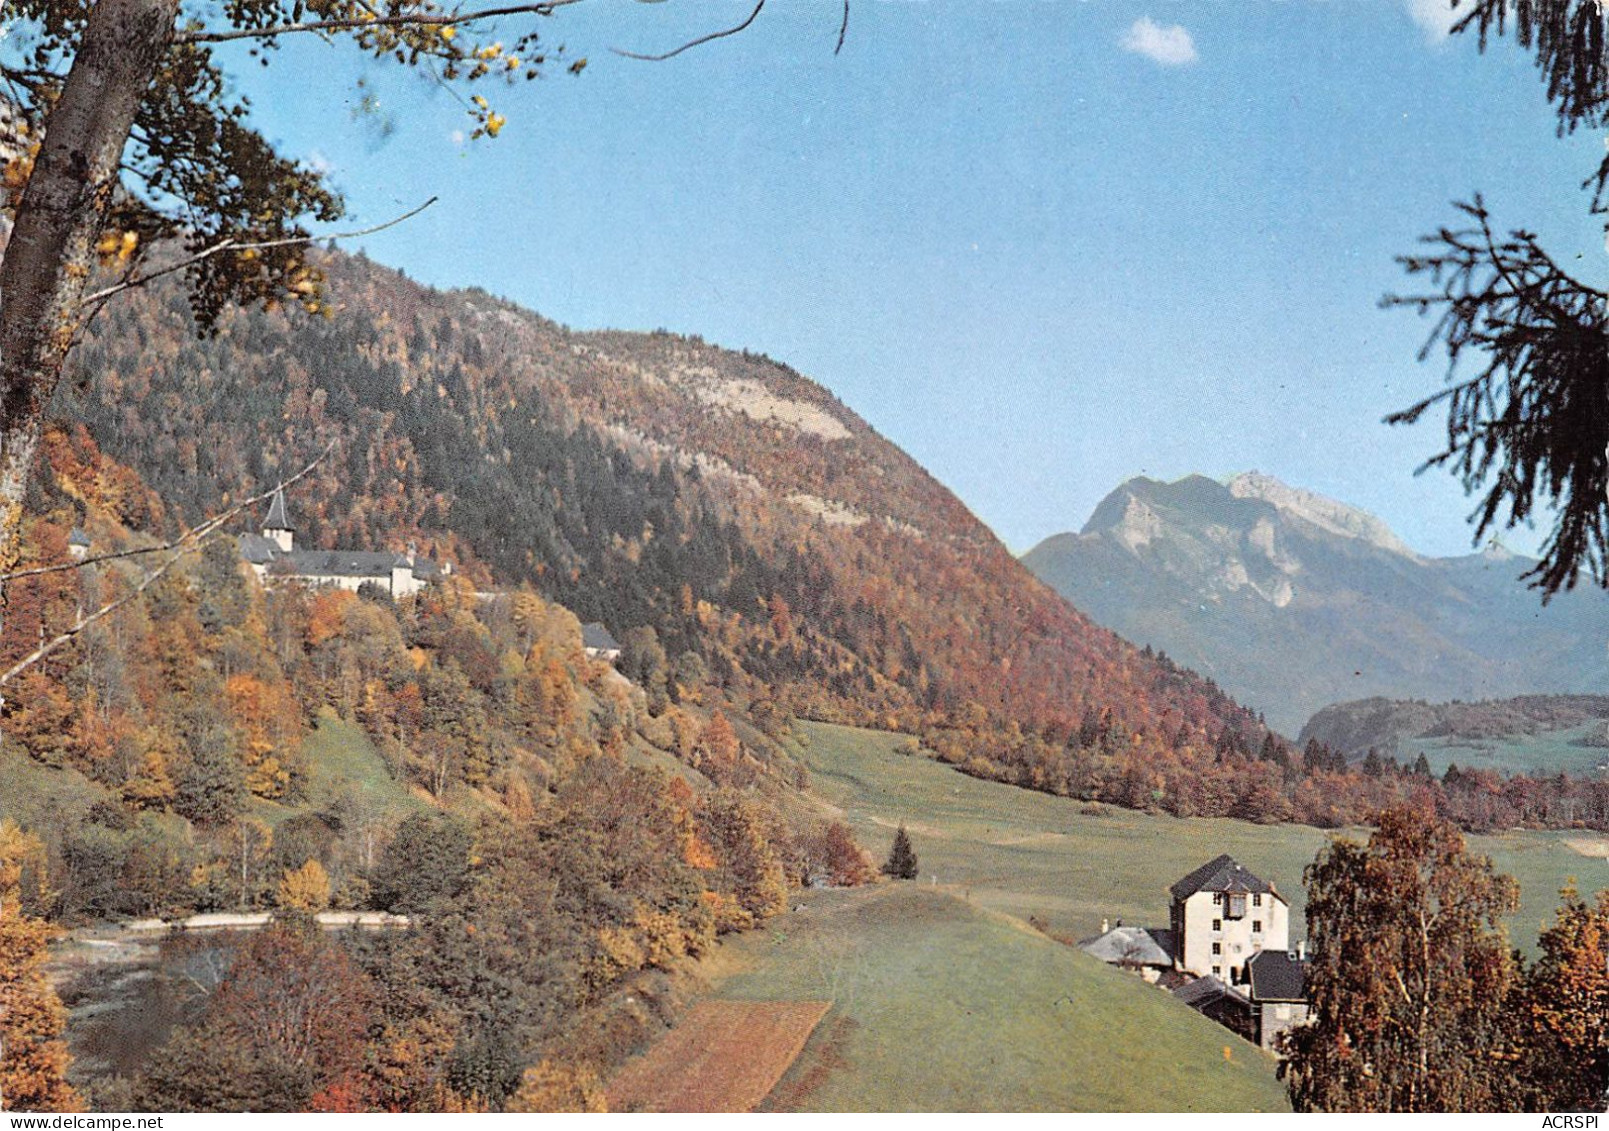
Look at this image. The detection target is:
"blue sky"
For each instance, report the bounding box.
[235,0,1603,557]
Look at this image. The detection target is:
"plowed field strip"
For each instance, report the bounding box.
[606,999,831,1112]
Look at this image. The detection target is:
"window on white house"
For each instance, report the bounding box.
[1212,942,1221,955]
[1212,965,1222,977]
[1226,893,1247,919]
[1253,893,1262,908]
[1212,918,1222,932]
[1252,920,1263,934]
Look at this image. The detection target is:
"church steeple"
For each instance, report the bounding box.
[264,486,294,552]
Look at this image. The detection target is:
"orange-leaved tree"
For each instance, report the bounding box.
[0,820,81,1112]
[1282,806,1522,1112]
[1523,884,1609,1110]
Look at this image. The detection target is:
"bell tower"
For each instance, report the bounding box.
[264,487,294,553]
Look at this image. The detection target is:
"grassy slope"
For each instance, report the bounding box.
[691,721,1599,1111]
[794,722,1604,954]
[0,748,111,830]
[295,713,423,819]
[3,716,420,837]
[708,884,1289,1112]
[1398,724,1608,778]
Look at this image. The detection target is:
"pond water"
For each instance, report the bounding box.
[50,933,242,1090]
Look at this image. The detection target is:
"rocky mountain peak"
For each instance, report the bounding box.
[1226,471,1421,561]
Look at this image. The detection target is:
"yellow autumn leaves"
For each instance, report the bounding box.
[470,95,506,139]
[94,229,139,264]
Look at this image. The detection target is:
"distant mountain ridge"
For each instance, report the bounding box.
[1022,473,1608,733]
[1299,694,1609,759]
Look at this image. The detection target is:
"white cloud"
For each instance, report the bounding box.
[1405,0,1462,43]
[448,129,466,147]
[1121,17,1198,66]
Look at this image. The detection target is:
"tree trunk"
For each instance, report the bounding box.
[0,0,179,575]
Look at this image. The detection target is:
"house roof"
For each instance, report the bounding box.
[277,549,412,579]
[1173,975,1250,1010]
[582,622,622,653]
[1078,926,1175,967]
[265,487,293,530]
[68,526,91,547]
[238,532,280,565]
[1170,854,1284,902]
[241,534,442,583]
[1246,950,1307,1002]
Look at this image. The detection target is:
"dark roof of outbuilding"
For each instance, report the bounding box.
[582,622,622,652]
[68,526,91,546]
[238,532,280,565]
[1170,854,1284,902]
[1246,949,1307,1002]
[1173,975,1250,1009]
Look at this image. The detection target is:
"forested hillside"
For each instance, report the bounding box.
[49,250,1269,774]
[1301,695,1609,758]
[35,249,1609,835]
[4,242,1608,1113]
[2,427,877,1111]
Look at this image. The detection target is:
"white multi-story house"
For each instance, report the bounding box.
[1167,853,1290,984]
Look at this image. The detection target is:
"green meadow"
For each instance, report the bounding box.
[1398,723,1609,779]
[709,883,1290,1112]
[295,712,423,819]
[792,721,1603,954]
[691,722,1602,1111]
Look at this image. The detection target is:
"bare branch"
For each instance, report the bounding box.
[3,559,175,688]
[0,444,334,686]
[173,1,588,45]
[0,446,332,586]
[79,197,439,308]
[836,0,849,55]
[611,0,764,61]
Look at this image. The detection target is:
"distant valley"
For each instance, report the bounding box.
[1300,694,1609,778]
[1022,473,1609,735]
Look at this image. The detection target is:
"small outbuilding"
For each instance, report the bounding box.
[1172,975,1255,1042]
[582,622,623,663]
[1245,948,1310,1052]
[1078,924,1177,983]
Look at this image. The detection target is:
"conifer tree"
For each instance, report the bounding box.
[1386,0,1609,596]
[882,825,919,881]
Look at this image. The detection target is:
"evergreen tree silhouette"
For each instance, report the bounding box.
[882,825,919,880]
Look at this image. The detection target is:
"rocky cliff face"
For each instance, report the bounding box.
[1022,473,1608,734]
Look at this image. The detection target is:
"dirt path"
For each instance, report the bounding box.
[1564,837,1609,859]
[605,999,831,1112]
